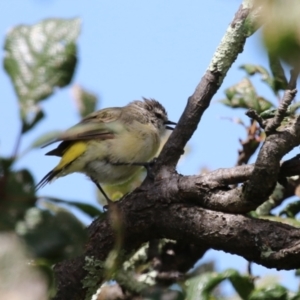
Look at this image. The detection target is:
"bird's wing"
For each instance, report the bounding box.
[43,107,124,156]
[43,107,123,147]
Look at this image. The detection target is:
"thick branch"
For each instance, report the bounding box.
[53,151,300,299]
[54,201,300,299]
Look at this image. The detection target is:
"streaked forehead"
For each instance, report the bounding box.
[130,98,167,115]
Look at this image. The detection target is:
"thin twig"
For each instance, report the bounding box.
[11,127,23,159]
[247,261,252,276]
[245,109,266,128]
[265,69,299,134]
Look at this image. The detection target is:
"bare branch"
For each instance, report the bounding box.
[265,69,299,134]
[236,120,261,165]
[246,109,266,128]
[243,71,300,205]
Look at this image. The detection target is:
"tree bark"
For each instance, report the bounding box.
[53,1,300,299]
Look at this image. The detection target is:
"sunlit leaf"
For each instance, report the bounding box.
[185,269,254,300]
[220,78,274,114]
[249,283,288,300]
[3,18,80,120]
[226,269,255,300]
[240,63,287,95]
[260,101,300,120]
[260,108,278,119]
[71,84,98,118]
[240,64,273,90]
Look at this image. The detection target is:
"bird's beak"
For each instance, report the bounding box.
[164,120,177,130]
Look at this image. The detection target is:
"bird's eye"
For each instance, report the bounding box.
[155,112,162,119]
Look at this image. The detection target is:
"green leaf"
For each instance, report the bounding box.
[267,54,288,92]
[17,207,87,262]
[220,78,274,114]
[249,284,288,300]
[290,293,300,300]
[185,269,254,300]
[288,102,300,115]
[260,108,278,120]
[185,272,220,300]
[0,157,15,174]
[260,102,300,120]
[261,1,300,67]
[44,197,104,218]
[28,130,62,150]
[279,200,300,218]
[0,168,36,230]
[71,84,98,118]
[34,259,56,296]
[239,63,287,95]
[3,18,81,120]
[240,64,274,90]
[21,108,45,134]
[226,269,254,300]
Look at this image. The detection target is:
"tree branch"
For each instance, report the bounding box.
[54,200,300,300]
[264,69,299,134]
[242,74,299,205]
[155,0,260,171]
[53,2,300,299]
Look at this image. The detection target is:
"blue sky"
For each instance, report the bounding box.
[1,0,298,294]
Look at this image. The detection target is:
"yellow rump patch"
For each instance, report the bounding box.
[53,141,87,172]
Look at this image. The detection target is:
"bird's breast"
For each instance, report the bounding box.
[108,124,160,163]
[83,123,160,185]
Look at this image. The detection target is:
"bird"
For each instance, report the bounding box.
[36,98,176,204]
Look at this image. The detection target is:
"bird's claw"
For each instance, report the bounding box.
[112,158,158,179]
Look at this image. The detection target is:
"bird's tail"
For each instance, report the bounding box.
[35,169,59,190]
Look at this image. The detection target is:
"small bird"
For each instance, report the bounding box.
[36,98,176,203]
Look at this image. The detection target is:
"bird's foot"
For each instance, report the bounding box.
[142,158,157,179]
[103,199,115,211]
[91,178,114,210]
[112,158,157,179]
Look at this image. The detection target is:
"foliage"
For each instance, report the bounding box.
[1,18,97,297]
[2,14,300,300]
[258,0,300,68]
